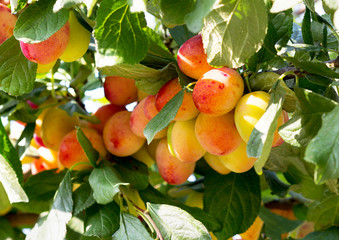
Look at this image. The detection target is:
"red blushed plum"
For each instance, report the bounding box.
[0,3,17,45]
[192,67,244,116]
[104,76,138,106]
[143,95,159,120]
[103,111,145,157]
[155,78,199,121]
[20,22,70,64]
[177,34,215,80]
[88,104,125,133]
[130,98,167,139]
[195,111,242,156]
[59,128,107,170]
[156,139,196,185]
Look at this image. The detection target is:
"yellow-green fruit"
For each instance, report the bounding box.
[0,182,11,216]
[204,152,231,175]
[59,11,91,62]
[37,60,56,74]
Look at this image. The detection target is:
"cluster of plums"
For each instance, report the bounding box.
[0,3,91,73]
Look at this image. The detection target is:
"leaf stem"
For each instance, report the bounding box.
[244,72,252,92]
[74,5,96,29]
[68,161,93,171]
[50,71,56,99]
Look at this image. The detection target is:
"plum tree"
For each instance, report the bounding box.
[58,127,107,170]
[59,11,91,62]
[0,3,17,45]
[192,67,244,116]
[20,22,70,64]
[104,76,138,106]
[177,34,215,80]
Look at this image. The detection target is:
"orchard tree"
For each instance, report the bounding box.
[1,0,339,239]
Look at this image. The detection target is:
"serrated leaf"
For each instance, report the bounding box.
[89,164,129,204]
[139,185,221,232]
[204,170,261,239]
[14,0,69,43]
[27,171,73,240]
[304,104,339,184]
[0,37,37,96]
[159,0,195,27]
[58,101,99,123]
[0,118,27,203]
[270,0,302,13]
[84,202,120,237]
[94,0,149,67]
[302,8,314,44]
[76,127,99,167]
[184,0,216,33]
[279,88,337,147]
[303,227,339,240]
[98,63,178,95]
[112,212,153,240]
[259,206,302,239]
[73,182,96,215]
[202,0,268,68]
[247,80,286,174]
[144,89,184,144]
[15,122,35,158]
[250,72,296,112]
[284,57,339,78]
[144,28,175,62]
[148,203,211,240]
[308,195,339,230]
[272,10,294,46]
[113,157,149,190]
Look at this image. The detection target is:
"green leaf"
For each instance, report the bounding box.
[148,203,211,240]
[113,157,149,190]
[73,182,96,215]
[0,37,37,96]
[0,118,27,203]
[284,165,325,200]
[284,57,339,78]
[139,185,221,232]
[168,25,195,47]
[84,202,120,237]
[247,80,286,174]
[144,28,175,62]
[250,72,297,112]
[0,218,15,239]
[89,163,129,204]
[98,63,178,95]
[184,0,216,33]
[58,101,99,123]
[14,170,66,214]
[112,212,153,240]
[27,171,73,240]
[271,10,294,47]
[94,0,149,67]
[279,88,337,147]
[14,0,69,43]
[322,0,339,15]
[259,206,302,239]
[204,170,261,239]
[303,227,339,240]
[263,170,290,197]
[76,127,99,167]
[159,0,195,27]
[202,0,268,68]
[302,8,314,45]
[304,104,339,183]
[15,122,35,158]
[144,89,184,143]
[270,0,302,13]
[308,195,339,230]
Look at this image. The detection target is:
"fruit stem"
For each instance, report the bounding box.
[50,71,56,99]
[69,161,93,171]
[185,81,196,92]
[279,70,299,88]
[244,72,252,92]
